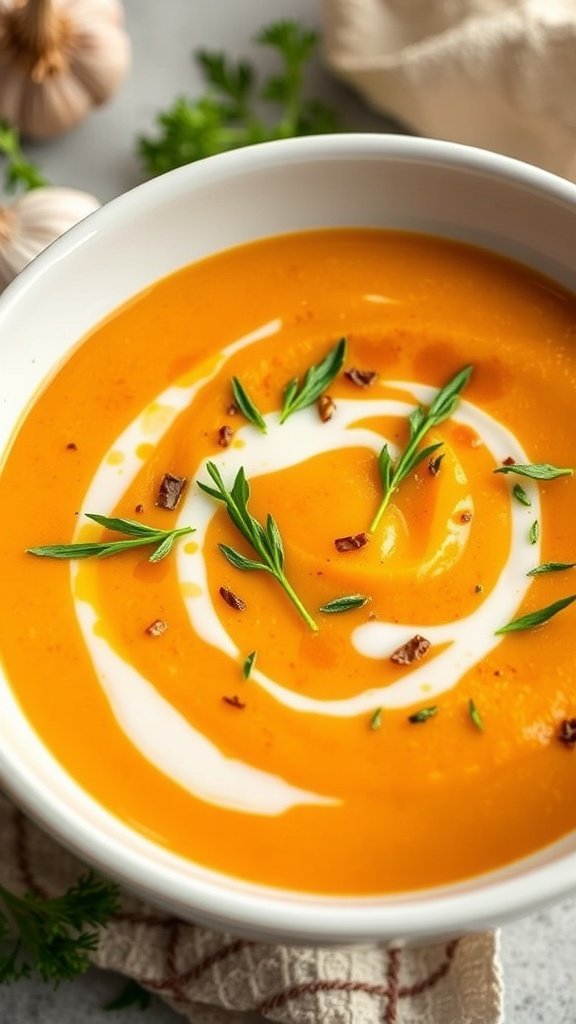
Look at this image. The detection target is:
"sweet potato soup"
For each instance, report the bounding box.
[1,228,576,895]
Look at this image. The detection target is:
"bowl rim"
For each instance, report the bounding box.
[1,132,576,943]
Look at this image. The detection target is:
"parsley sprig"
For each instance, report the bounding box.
[0,872,118,984]
[26,515,194,563]
[198,462,318,631]
[370,366,472,532]
[139,21,340,175]
[0,121,46,194]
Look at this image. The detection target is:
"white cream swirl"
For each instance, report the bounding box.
[71,320,539,813]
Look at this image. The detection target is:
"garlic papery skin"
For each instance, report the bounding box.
[0,185,99,289]
[0,0,131,138]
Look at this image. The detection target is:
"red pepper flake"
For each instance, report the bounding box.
[227,402,238,416]
[502,456,516,466]
[460,511,472,523]
[135,503,145,514]
[390,634,431,666]
[318,394,335,422]
[344,368,378,388]
[428,453,444,477]
[145,618,167,637]
[558,718,576,748]
[218,424,234,447]
[334,532,369,553]
[219,586,246,611]
[223,694,246,709]
[66,441,78,451]
[156,473,187,510]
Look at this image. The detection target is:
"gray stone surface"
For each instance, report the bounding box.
[0,0,575,1021]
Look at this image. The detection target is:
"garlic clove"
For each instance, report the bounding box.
[0,186,100,291]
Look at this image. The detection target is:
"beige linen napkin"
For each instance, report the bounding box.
[323,0,576,181]
[0,792,503,1023]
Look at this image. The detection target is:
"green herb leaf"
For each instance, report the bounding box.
[138,22,340,176]
[408,705,439,724]
[527,561,576,577]
[242,650,257,679]
[26,516,194,564]
[512,484,531,507]
[468,698,484,731]
[104,979,151,1011]
[231,377,267,433]
[319,594,369,614]
[0,872,118,985]
[0,121,47,194]
[370,366,472,532]
[370,708,382,730]
[200,462,317,631]
[494,463,573,480]
[529,520,539,545]
[495,594,576,634]
[279,338,347,423]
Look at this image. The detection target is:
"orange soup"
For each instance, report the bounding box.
[1,228,576,895]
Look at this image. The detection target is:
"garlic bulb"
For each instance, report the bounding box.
[0,0,131,138]
[0,185,99,289]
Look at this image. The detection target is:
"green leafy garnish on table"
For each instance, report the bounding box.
[0,121,47,193]
[26,514,195,564]
[198,461,318,631]
[494,463,573,480]
[280,338,347,423]
[370,365,472,532]
[496,594,576,634]
[0,871,118,984]
[139,20,340,175]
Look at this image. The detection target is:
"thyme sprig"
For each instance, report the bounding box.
[370,365,472,532]
[280,338,346,423]
[0,872,118,984]
[496,594,576,634]
[494,463,573,480]
[319,594,369,614]
[527,562,576,577]
[231,377,267,434]
[198,462,318,631]
[26,515,194,564]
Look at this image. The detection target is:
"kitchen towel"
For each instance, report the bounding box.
[323,0,576,181]
[0,792,503,1023]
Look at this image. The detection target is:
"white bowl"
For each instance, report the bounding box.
[0,135,575,945]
